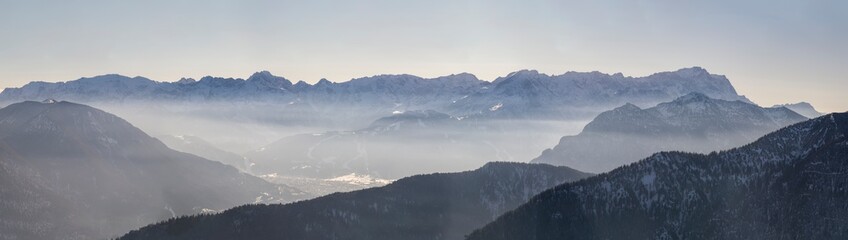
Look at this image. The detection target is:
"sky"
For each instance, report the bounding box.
[0,0,845,112]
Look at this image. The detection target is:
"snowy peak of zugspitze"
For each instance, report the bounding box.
[497,69,545,82]
[246,70,293,89]
[671,66,710,78]
[435,72,480,82]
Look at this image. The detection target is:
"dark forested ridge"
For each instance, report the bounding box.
[468,112,848,240]
[0,101,307,239]
[119,162,592,240]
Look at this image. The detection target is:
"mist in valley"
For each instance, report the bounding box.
[1,2,844,236]
[97,101,591,180]
[0,74,828,239]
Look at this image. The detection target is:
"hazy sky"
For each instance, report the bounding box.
[0,0,845,112]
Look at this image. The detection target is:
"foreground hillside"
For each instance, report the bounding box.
[0,101,308,239]
[468,112,848,240]
[120,162,592,240]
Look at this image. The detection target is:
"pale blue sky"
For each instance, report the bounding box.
[0,0,845,112]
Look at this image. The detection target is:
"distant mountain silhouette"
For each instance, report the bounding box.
[244,110,496,179]
[533,92,807,173]
[772,102,824,118]
[0,67,748,125]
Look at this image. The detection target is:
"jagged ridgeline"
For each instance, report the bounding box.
[0,101,309,239]
[0,67,761,180]
[467,113,848,240]
[0,67,747,126]
[118,162,593,240]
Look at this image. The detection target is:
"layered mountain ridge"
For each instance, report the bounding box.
[772,102,824,118]
[243,108,578,179]
[0,67,749,122]
[119,162,593,240]
[468,112,848,239]
[532,92,807,173]
[244,110,490,179]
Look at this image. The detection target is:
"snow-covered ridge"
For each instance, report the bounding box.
[0,67,749,120]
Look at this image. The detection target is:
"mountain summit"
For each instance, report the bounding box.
[532,93,807,173]
[772,102,824,118]
[246,70,293,89]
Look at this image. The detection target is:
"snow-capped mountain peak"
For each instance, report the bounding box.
[672,66,710,78]
[493,69,545,85]
[1,67,752,123]
[246,71,293,89]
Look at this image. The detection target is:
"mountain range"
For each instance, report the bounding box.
[467,112,848,239]
[0,67,749,127]
[0,101,308,239]
[0,66,836,239]
[0,67,765,180]
[119,162,593,240]
[532,92,808,173]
